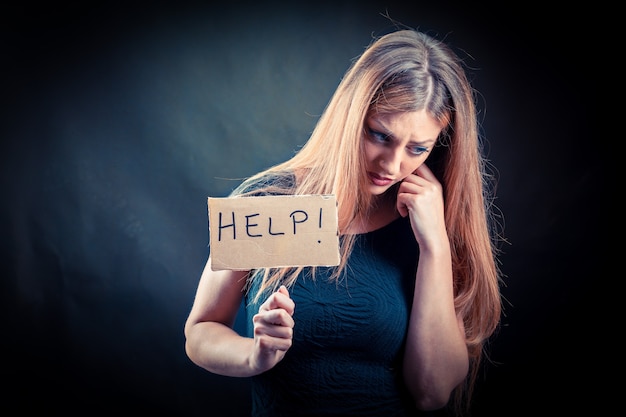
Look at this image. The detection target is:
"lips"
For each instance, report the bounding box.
[368,172,393,186]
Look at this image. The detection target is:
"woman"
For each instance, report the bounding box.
[184,28,503,416]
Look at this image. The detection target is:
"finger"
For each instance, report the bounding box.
[413,162,437,180]
[255,308,295,328]
[260,286,295,315]
[255,332,293,354]
[277,285,289,296]
[398,177,422,192]
[254,321,294,342]
[277,285,296,315]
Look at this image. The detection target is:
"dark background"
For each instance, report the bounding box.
[1,1,598,416]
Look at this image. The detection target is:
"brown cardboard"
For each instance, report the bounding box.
[207,195,339,270]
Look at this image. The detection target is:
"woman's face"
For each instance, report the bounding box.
[363,110,443,195]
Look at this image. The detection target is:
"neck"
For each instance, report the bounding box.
[344,191,399,234]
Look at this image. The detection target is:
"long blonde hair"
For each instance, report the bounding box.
[233,28,503,414]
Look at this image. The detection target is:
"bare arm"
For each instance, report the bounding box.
[403,242,468,410]
[397,164,469,410]
[184,257,295,377]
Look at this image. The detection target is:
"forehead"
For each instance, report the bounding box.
[368,111,443,142]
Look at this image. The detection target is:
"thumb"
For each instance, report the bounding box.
[278,285,289,296]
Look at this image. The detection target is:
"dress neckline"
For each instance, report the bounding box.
[346,214,405,236]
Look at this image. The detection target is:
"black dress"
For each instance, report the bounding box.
[245,215,425,417]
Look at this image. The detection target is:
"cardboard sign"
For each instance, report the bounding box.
[208,195,339,270]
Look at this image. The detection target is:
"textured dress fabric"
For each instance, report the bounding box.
[245,215,425,417]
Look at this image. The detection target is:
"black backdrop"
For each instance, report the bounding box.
[1,1,598,416]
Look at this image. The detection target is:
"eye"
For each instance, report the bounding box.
[367,128,390,144]
[408,145,429,156]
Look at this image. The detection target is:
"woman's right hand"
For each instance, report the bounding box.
[250,285,295,373]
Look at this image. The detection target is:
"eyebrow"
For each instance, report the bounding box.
[368,118,437,146]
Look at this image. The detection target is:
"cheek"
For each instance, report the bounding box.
[362,142,379,164]
[401,157,424,177]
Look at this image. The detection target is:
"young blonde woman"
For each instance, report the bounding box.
[184,28,503,417]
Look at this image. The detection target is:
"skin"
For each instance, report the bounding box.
[184,109,469,411]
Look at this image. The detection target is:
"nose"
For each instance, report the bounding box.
[380,148,402,175]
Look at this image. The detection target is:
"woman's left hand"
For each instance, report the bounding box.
[396,163,447,249]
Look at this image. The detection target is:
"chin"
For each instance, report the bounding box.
[367,184,391,196]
